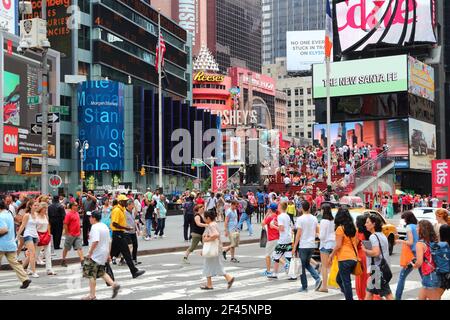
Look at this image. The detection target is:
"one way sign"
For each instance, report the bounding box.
[36,113,60,124]
[31,124,53,136]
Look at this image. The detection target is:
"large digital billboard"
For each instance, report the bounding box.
[1,41,60,165]
[78,81,125,171]
[286,30,326,71]
[313,119,409,169]
[313,55,408,99]
[336,0,437,53]
[409,118,436,171]
[408,56,435,102]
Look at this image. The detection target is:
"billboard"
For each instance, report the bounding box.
[313,119,409,169]
[336,0,437,53]
[0,0,17,34]
[212,166,227,192]
[286,30,326,71]
[78,81,125,171]
[432,160,450,201]
[1,44,60,165]
[409,118,436,171]
[408,56,435,102]
[313,55,408,99]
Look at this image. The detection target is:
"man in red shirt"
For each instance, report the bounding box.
[392,194,399,214]
[195,193,205,205]
[261,203,280,277]
[61,202,84,267]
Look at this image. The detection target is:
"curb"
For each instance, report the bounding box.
[0,238,260,270]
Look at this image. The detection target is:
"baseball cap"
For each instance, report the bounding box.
[117,194,128,201]
[269,203,278,211]
[87,211,102,220]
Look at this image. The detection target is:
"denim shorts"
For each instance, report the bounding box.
[422,272,441,289]
[23,236,38,244]
[320,248,333,254]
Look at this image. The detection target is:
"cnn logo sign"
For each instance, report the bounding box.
[3,126,18,154]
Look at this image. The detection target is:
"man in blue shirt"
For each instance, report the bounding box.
[222,201,240,263]
[256,189,266,223]
[0,200,31,289]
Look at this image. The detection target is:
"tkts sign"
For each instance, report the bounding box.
[337,0,437,53]
[212,166,228,193]
[432,160,450,202]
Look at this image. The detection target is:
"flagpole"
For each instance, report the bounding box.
[158,9,163,190]
[326,55,331,188]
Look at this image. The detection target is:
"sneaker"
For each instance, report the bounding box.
[260,270,272,276]
[134,260,142,266]
[47,270,57,276]
[26,269,33,275]
[183,257,190,264]
[298,287,308,293]
[287,277,297,281]
[111,284,121,299]
[61,260,68,267]
[132,270,145,279]
[315,279,323,291]
[112,258,117,265]
[144,237,151,241]
[119,259,125,266]
[20,279,31,289]
[222,251,227,260]
[267,274,278,279]
[153,235,158,239]
[31,273,39,278]
[230,258,240,263]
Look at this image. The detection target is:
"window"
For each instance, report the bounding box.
[295,88,299,95]
[79,0,90,14]
[60,134,72,160]
[60,96,72,122]
[313,110,315,116]
[300,111,304,117]
[280,60,285,66]
[287,89,291,96]
[308,124,312,127]
[78,62,90,76]
[307,99,312,105]
[78,25,90,50]
[287,112,291,118]
[308,110,311,117]
[295,111,299,117]
[308,132,312,138]
[295,132,300,137]
[300,132,304,137]
[299,88,304,95]
[287,101,291,107]
[295,100,299,106]
[307,88,312,95]
[300,100,304,106]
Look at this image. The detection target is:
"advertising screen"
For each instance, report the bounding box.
[408,56,435,102]
[313,55,408,99]
[78,81,125,171]
[336,0,437,53]
[0,0,17,34]
[1,51,59,165]
[313,119,409,169]
[286,30,326,71]
[409,118,436,171]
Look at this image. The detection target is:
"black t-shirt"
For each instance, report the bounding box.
[145,203,155,220]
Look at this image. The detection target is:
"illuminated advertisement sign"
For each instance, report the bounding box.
[178,0,197,46]
[313,119,409,169]
[432,160,450,202]
[409,118,436,171]
[408,56,435,102]
[0,0,17,34]
[78,81,125,171]
[229,67,276,96]
[313,55,408,99]
[212,166,227,192]
[193,72,225,82]
[286,30,326,71]
[337,0,437,53]
[1,48,59,164]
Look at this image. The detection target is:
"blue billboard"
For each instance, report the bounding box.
[78,81,125,171]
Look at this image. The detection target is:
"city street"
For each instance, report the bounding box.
[1,237,448,300]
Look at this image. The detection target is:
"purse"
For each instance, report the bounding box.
[202,239,219,257]
[37,231,51,246]
[260,228,267,248]
[400,243,415,268]
[373,234,392,284]
[350,236,363,276]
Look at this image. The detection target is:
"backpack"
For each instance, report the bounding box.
[430,242,450,274]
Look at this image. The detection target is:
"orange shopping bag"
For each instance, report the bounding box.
[400,243,415,267]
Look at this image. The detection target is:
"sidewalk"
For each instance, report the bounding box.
[2,214,263,268]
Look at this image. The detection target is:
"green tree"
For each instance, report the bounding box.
[186,179,194,190]
[202,175,211,192]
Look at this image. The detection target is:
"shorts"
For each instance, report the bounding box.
[265,240,278,257]
[23,236,38,244]
[272,243,293,261]
[320,248,333,254]
[64,235,82,250]
[82,258,106,279]
[229,231,240,248]
[366,279,392,297]
[422,272,441,289]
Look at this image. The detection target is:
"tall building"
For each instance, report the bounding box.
[275,91,288,136]
[152,0,262,73]
[262,0,325,65]
[263,58,315,140]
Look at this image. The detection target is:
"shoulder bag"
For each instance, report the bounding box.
[37,231,51,246]
[372,234,393,284]
[349,235,363,276]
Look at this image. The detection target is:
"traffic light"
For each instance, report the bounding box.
[15,156,33,174]
[140,166,146,176]
[81,171,86,179]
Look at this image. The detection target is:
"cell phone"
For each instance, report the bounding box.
[362,240,372,250]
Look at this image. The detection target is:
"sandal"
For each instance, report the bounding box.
[200,285,214,290]
[47,271,57,276]
[81,295,96,300]
[227,277,235,290]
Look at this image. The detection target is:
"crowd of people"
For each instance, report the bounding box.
[1,185,449,300]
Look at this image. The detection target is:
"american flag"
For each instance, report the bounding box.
[155,32,166,72]
[325,0,333,59]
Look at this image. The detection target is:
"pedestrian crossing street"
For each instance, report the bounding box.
[1,250,448,300]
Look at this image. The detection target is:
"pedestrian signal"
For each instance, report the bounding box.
[140,167,146,176]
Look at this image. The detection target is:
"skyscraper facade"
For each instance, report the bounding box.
[262,0,326,65]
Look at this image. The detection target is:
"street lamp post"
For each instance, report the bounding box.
[75,139,89,193]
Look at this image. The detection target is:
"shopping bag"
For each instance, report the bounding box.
[260,228,267,248]
[288,257,300,279]
[400,243,415,268]
[328,256,339,289]
[202,239,220,257]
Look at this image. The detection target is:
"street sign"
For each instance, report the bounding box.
[49,174,62,188]
[191,159,205,167]
[27,96,41,105]
[49,105,70,115]
[30,123,53,135]
[36,113,60,124]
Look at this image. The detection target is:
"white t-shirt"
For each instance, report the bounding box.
[89,222,111,265]
[295,214,318,249]
[277,212,292,244]
[206,197,217,211]
[319,219,336,250]
[283,177,291,185]
[431,198,439,208]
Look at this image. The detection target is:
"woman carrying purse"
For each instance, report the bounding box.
[200,210,235,290]
[36,202,56,276]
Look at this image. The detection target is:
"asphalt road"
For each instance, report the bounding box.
[0,241,448,300]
